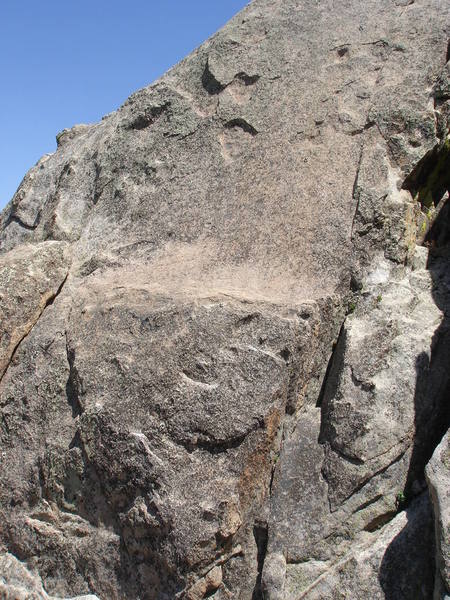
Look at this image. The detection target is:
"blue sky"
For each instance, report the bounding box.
[0,1,248,209]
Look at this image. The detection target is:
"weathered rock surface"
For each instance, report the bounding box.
[0,552,99,600]
[282,492,434,600]
[263,244,450,599]
[427,431,450,599]
[0,0,449,598]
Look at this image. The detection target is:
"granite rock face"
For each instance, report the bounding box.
[427,431,450,599]
[0,0,449,598]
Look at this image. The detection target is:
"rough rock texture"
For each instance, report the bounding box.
[0,552,99,600]
[263,242,450,599]
[0,241,70,379]
[0,0,449,599]
[427,431,450,599]
[281,492,435,600]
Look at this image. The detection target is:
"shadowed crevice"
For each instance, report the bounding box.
[126,103,171,130]
[252,522,268,600]
[3,211,41,232]
[224,118,258,136]
[402,137,450,209]
[65,334,84,418]
[202,59,226,95]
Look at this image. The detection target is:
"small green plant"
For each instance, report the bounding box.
[376,294,382,304]
[395,491,406,511]
[348,301,357,314]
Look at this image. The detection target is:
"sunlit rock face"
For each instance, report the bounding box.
[0,0,449,598]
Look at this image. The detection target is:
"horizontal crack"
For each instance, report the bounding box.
[332,447,408,511]
[348,120,376,136]
[327,443,365,466]
[177,417,265,455]
[3,211,41,231]
[224,118,258,136]
[352,493,383,514]
[363,510,397,532]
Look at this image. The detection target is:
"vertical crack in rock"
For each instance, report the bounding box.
[350,114,377,240]
[252,522,269,599]
[316,323,345,409]
[92,160,114,206]
[64,332,84,418]
[350,149,365,241]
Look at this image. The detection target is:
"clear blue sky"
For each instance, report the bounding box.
[0,1,248,210]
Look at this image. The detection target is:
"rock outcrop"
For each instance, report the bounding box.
[0,0,449,598]
[427,431,450,599]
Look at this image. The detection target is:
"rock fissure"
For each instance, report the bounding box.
[352,493,384,515]
[350,136,367,240]
[316,324,345,408]
[64,333,84,419]
[126,102,171,131]
[175,416,267,455]
[332,447,409,511]
[3,212,41,232]
[326,443,366,467]
[201,58,260,97]
[202,59,227,95]
[348,120,376,137]
[252,522,269,599]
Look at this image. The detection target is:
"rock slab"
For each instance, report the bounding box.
[0,0,449,598]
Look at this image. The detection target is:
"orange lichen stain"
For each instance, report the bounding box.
[238,408,281,510]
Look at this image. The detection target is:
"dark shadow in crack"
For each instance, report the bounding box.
[405,173,450,500]
[379,492,435,599]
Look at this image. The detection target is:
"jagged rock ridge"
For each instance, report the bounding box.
[0,1,449,599]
